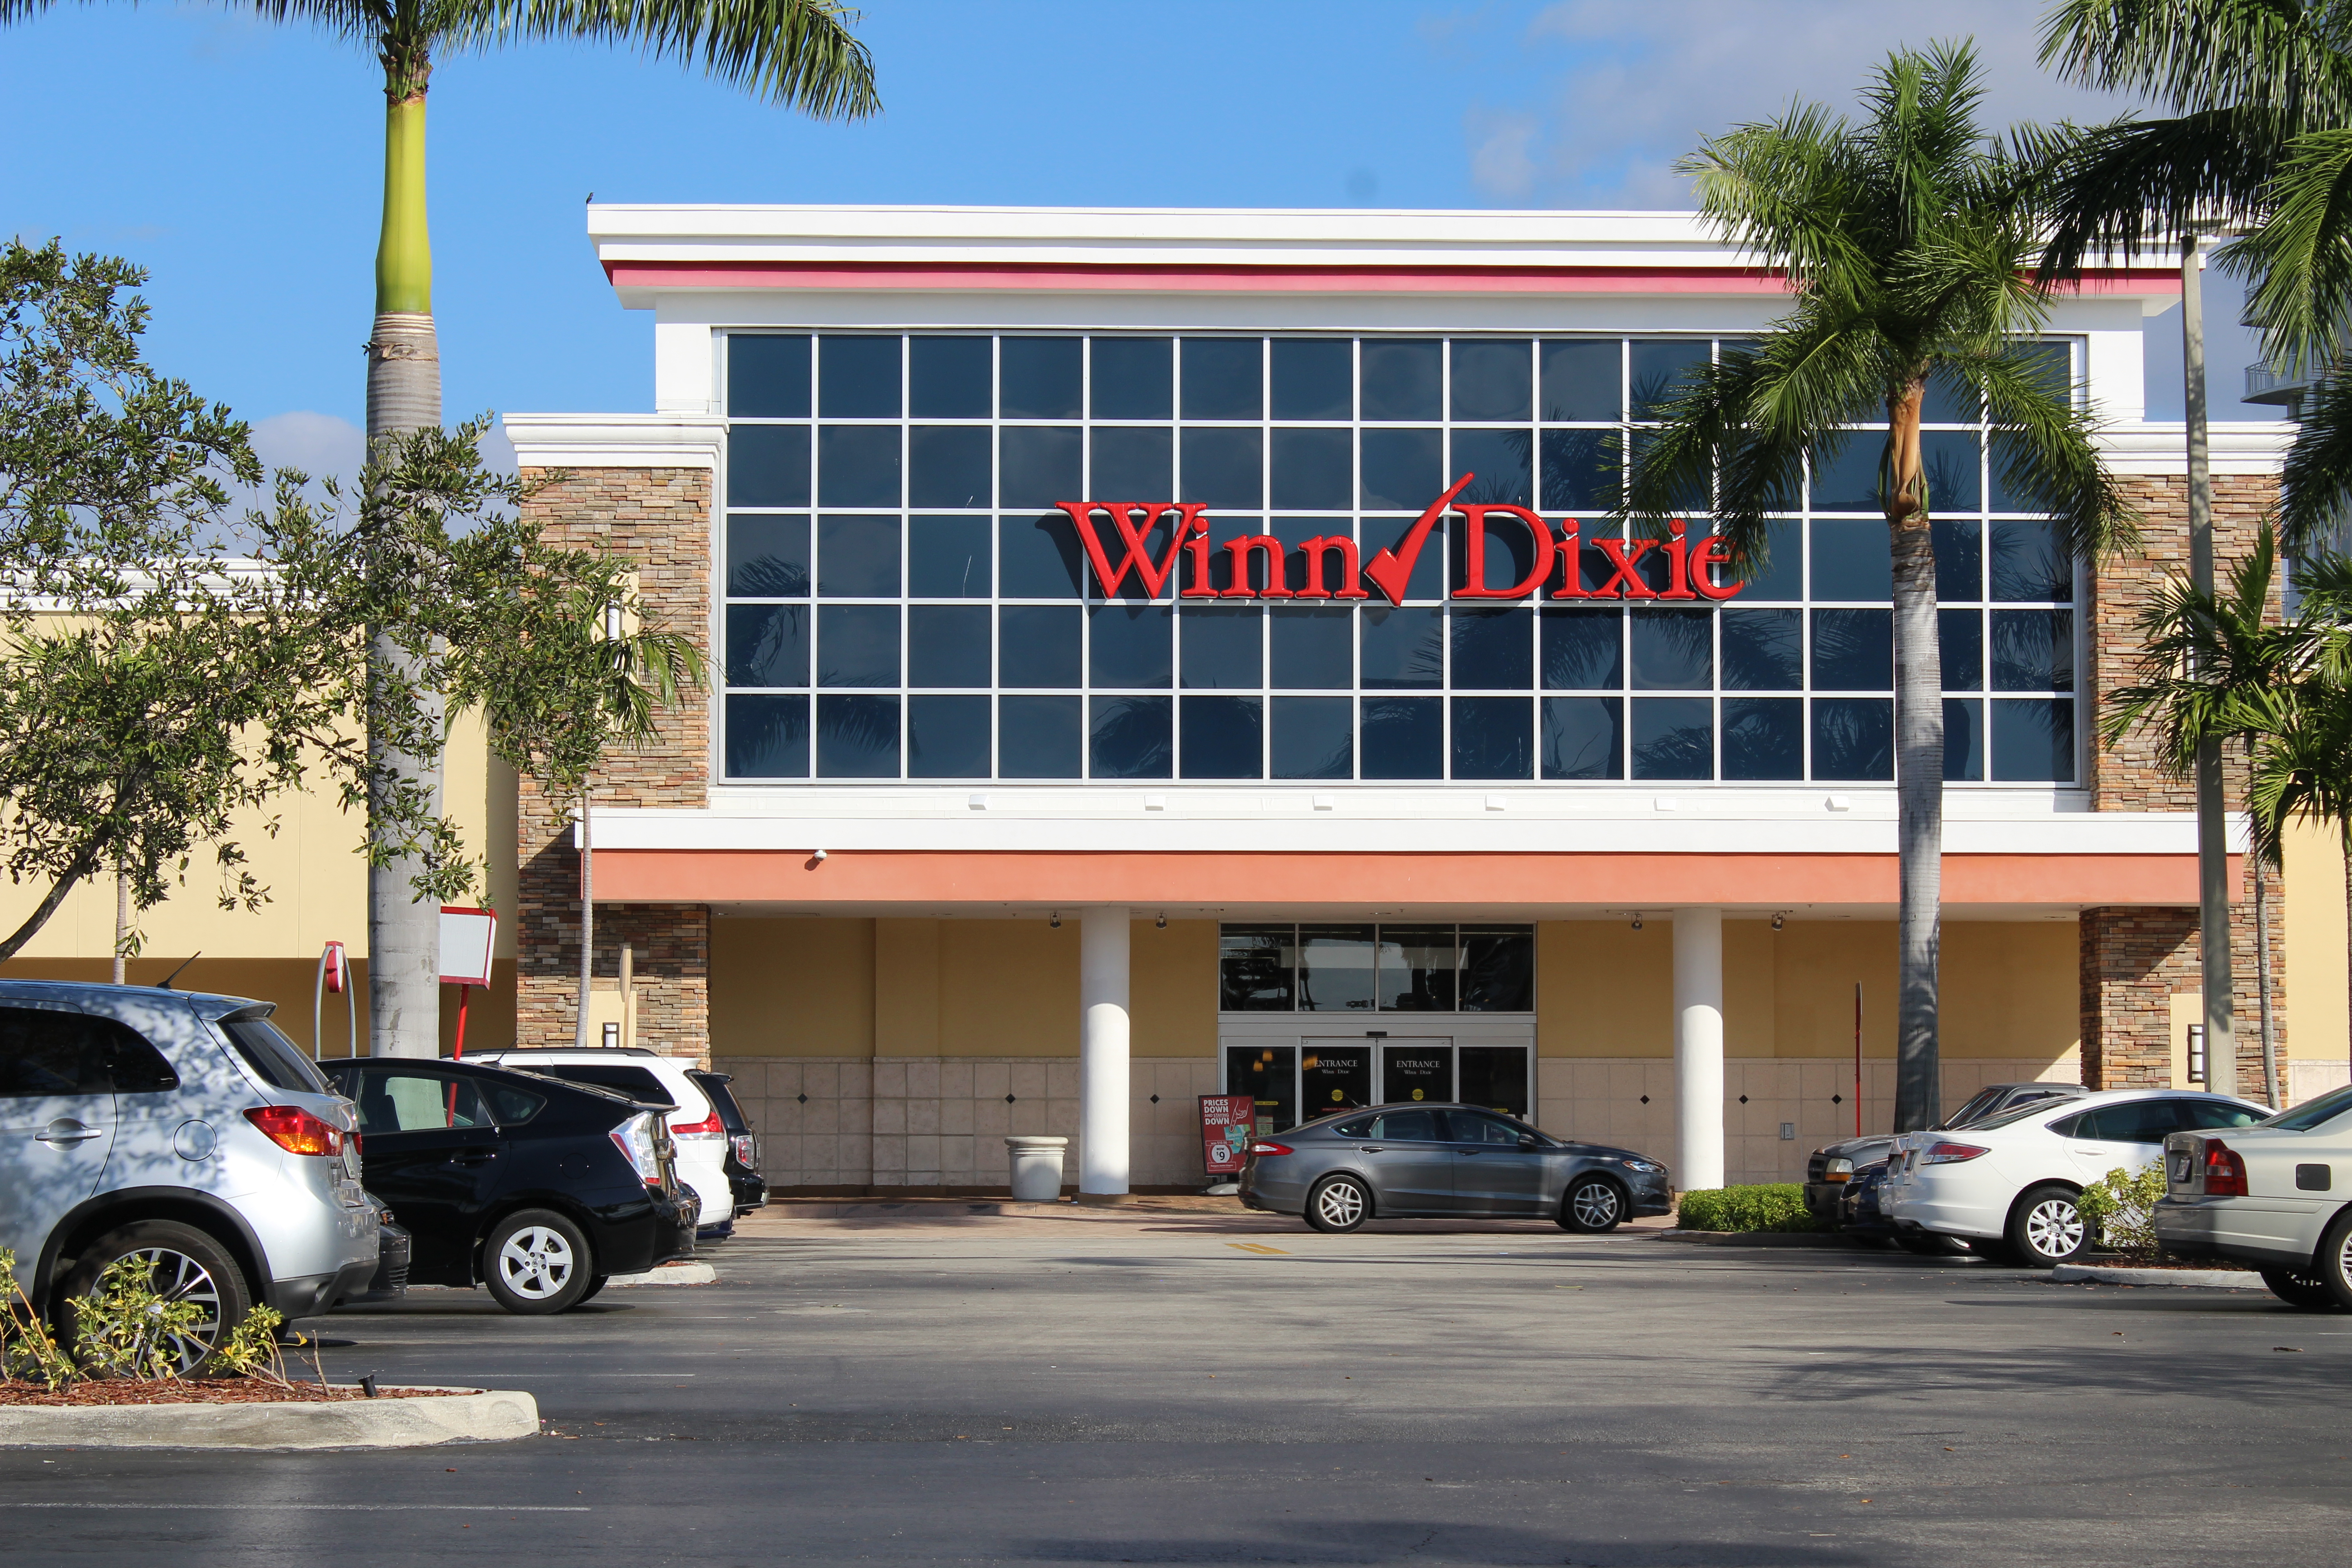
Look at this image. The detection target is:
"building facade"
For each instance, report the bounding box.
[7,205,2341,1196]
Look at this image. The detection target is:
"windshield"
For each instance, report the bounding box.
[1940,1088,2004,1129]
[1960,1098,2074,1134]
[689,1071,748,1134]
[2258,1084,2352,1133]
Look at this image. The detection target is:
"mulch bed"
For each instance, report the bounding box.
[0,1380,470,1408]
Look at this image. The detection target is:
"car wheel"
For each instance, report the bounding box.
[59,1220,251,1374]
[2259,1269,2341,1311]
[1560,1177,1626,1234]
[2006,1184,2090,1266]
[2316,1209,2352,1310]
[1304,1175,1371,1234]
[482,1210,595,1314]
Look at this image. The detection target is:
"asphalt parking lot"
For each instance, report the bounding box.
[4,1219,2348,1566]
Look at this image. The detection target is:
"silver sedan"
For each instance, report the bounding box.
[1238,1102,1673,1233]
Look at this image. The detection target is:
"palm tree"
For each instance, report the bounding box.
[2103,524,2310,1105]
[0,0,877,1057]
[1620,42,2138,1132]
[2038,0,2352,549]
[2247,550,2352,1083]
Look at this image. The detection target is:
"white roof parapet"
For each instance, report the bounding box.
[2095,422,2294,476]
[502,413,725,470]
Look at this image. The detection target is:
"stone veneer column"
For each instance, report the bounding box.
[2079,472,2288,1094]
[512,466,713,1058]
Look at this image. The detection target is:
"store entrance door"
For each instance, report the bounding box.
[1376,1040,1455,1107]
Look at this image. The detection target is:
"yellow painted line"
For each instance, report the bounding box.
[1226,1241,1289,1255]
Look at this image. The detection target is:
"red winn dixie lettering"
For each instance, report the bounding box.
[1055,473,1745,607]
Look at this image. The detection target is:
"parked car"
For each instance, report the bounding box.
[320,1056,697,1314]
[1804,1081,2087,1244]
[2155,1083,2352,1310]
[0,980,378,1368]
[466,1048,737,1241]
[690,1068,768,1217]
[1882,1088,2268,1265]
[1240,1102,1671,1234]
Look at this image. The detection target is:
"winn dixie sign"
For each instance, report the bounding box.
[1057,474,1747,607]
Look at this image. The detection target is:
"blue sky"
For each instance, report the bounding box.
[0,0,2273,479]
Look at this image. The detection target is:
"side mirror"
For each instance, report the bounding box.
[1517,1133,1539,1151]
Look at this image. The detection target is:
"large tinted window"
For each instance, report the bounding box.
[724,332,2079,784]
[1220,924,1533,1013]
[220,1014,330,1094]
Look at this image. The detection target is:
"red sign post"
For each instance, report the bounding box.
[1199,1094,1257,1177]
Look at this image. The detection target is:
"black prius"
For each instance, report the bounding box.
[1239,1102,1672,1234]
[321,1057,699,1314]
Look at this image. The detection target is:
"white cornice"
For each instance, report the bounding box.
[502,413,724,470]
[2094,422,2293,475]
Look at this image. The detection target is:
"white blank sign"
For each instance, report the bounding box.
[439,906,498,987]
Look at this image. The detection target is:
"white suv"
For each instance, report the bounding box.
[0,980,379,1367]
[466,1048,739,1240]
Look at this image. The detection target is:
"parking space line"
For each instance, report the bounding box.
[1226,1242,1289,1255]
[0,1504,591,1513]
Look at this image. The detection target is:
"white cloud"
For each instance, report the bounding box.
[1504,0,2141,209]
[1467,108,1543,200]
[249,410,365,486]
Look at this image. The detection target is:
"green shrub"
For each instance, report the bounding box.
[1,1246,78,1392]
[1675,1184,1824,1233]
[2076,1164,2166,1258]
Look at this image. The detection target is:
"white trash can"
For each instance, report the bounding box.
[1005,1135,1069,1202]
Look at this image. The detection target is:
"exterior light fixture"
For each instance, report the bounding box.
[1049,911,1061,928]
[1771,912,1785,931]
[1631,914,1643,931]
[1155,913,1166,928]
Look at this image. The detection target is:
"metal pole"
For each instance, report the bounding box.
[452,984,471,1058]
[2184,230,2239,1096]
[1853,983,1863,1137]
[313,946,329,1059]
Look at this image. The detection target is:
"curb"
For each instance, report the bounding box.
[2049,1263,2263,1289]
[0,1387,539,1450]
[1658,1228,1848,1248]
[607,1262,716,1287]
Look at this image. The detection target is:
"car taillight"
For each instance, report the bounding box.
[1249,1142,1292,1157]
[1921,1142,1989,1165]
[243,1105,343,1156]
[2204,1141,2249,1197]
[731,1134,758,1167]
[609,1112,665,1188]
[672,1112,723,1137]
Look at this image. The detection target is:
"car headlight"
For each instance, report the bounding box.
[1823,1156,1854,1182]
[1620,1159,1665,1174]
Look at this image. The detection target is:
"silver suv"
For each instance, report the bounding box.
[0,980,378,1367]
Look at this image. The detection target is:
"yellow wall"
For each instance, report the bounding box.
[709,916,1216,1061]
[2284,819,2348,1066]
[1533,917,2077,1065]
[0,711,518,1053]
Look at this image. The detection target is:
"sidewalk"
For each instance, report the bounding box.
[731,1194,1679,1241]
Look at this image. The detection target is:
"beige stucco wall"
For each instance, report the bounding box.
[2283,819,2349,1073]
[0,709,516,1054]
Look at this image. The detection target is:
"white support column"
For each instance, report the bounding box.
[1078,907,1131,1195]
[1672,908,1725,1193]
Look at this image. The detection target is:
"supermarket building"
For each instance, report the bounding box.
[5,205,2343,1194]
[482,204,2344,1195]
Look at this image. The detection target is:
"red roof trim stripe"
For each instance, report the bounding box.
[603,259,2178,296]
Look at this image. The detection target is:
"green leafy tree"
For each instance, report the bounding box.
[0,0,877,1058]
[454,561,703,1047]
[1620,43,2138,1132]
[2038,0,2352,550]
[2102,524,2309,1105]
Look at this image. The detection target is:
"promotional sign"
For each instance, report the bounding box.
[1199,1093,1258,1176]
[1055,471,1747,607]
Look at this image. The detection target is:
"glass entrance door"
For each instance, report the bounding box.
[1300,1043,1372,1117]
[1376,1040,1455,1106]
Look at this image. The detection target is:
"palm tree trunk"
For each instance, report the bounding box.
[364,61,445,1059]
[575,792,595,1049]
[1886,387,1945,1132]
[2254,838,2277,1109]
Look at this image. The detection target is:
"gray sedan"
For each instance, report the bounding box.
[1238,1102,1673,1233]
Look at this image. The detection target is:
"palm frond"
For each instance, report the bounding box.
[1973,347,2141,560]
[2224,126,2352,371]
[2277,369,2352,551]
[2040,0,2352,125]
[446,0,878,117]
[2034,109,2292,274]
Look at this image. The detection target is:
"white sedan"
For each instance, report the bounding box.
[1882,1088,2269,1265]
[2155,1083,2352,1308]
